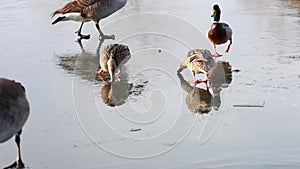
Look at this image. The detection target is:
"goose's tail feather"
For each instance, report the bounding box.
[52,16,66,25]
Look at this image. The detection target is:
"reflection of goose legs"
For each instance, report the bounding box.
[4,130,25,169]
[76,36,105,53]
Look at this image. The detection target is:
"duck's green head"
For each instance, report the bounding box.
[211,4,221,22]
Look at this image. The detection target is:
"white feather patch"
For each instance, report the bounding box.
[63,13,89,22]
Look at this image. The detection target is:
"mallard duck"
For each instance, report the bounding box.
[0,78,30,169]
[177,49,214,84]
[207,4,233,57]
[97,44,131,82]
[52,0,127,40]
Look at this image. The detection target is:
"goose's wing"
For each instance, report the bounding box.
[52,0,99,17]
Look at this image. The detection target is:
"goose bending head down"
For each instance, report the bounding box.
[177,49,215,84]
[207,4,233,57]
[52,0,127,40]
[0,78,30,169]
[97,44,131,82]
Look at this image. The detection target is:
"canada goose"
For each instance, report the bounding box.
[97,44,131,82]
[0,78,30,169]
[177,49,214,84]
[207,4,233,57]
[52,0,127,40]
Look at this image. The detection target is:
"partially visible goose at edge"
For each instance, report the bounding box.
[0,78,30,169]
[177,49,214,84]
[52,0,127,40]
[97,44,131,82]
[207,4,233,57]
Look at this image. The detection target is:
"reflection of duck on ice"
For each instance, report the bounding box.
[100,80,148,107]
[56,40,104,82]
[209,61,232,110]
[178,72,212,114]
[177,49,232,113]
[101,81,133,107]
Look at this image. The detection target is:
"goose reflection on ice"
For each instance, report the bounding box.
[56,40,104,82]
[178,61,232,114]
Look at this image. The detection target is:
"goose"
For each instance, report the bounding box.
[207,4,233,57]
[97,44,131,82]
[52,0,127,40]
[177,49,214,84]
[0,78,30,169]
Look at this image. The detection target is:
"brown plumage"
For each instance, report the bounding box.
[177,49,214,84]
[0,78,29,169]
[52,0,127,40]
[97,44,131,82]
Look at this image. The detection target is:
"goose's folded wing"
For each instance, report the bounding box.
[52,0,99,17]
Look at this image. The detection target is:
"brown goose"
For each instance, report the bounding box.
[52,0,127,40]
[177,49,214,84]
[207,4,233,57]
[97,44,131,82]
[0,78,30,169]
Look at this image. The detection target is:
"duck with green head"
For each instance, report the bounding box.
[207,4,233,57]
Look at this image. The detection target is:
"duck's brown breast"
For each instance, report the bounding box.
[208,23,228,44]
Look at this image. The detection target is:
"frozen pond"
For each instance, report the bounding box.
[1,0,300,168]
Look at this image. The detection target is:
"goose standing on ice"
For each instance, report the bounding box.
[97,44,131,82]
[52,0,127,40]
[0,78,30,169]
[207,4,233,57]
